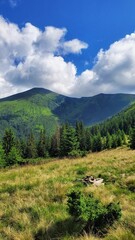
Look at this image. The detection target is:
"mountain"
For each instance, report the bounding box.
[95,100,135,137]
[54,93,135,124]
[0,88,135,137]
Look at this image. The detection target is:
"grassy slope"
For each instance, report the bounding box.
[0,148,135,240]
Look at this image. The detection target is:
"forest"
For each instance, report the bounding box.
[0,114,135,167]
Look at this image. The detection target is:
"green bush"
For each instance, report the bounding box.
[68,150,87,158]
[68,150,81,158]
[67,189,121,236]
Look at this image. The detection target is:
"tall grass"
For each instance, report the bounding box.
[0,147,135,239]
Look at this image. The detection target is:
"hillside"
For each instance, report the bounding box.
[92,100,135,138]
[54,93,135,124]
[0,88,65,137]
[0,88,135,137]
[0,147,134,240]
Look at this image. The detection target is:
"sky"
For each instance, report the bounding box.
[0,0,135,98]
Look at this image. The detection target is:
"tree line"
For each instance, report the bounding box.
[0,120,135,167]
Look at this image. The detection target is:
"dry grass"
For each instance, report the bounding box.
[0,147,135,239]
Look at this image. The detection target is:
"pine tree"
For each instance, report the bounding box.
[50,128,60,157]
[7,146,21,166]
[105,132,112,149]
[117,131,122,147]
[121,130,126,145]
[85,129,92,151]
[25,132,37,158]
[2,128,15,156]
[76,121,86,151]
[130,128,135,149]
[0,145,6,167]
[20,139,27,158]
[92,133,102,152]
[60,124,79,157]
[111,134,118,148]
[37,129,46,157]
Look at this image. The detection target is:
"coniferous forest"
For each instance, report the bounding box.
[1,113,135,167]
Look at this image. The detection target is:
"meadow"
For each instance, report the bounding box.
[0,147,135,240]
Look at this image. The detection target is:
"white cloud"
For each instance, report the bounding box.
[0,16,81,97]
[0,16,135,98]
[63,39,88,54]
[72,33,135,96]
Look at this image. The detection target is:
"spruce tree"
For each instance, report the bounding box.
[130,128,135,149]
[116,131,122,147]
[60,124,79,157]
[105,132,112,149]
[76,121,86,151]
[37,129,46,157]
[111,134,118,148]
[50,128,60,157]
[7,146,21,166]
[85,129,92,151]
[92,133,102,152]
[25,132,37,158]
[0,145,6,167]
[2,128,15,156]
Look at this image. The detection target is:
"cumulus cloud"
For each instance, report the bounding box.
[0,16,84,97]
[0,15,135,98]
[63,39,88,54]
[72,33,135,97]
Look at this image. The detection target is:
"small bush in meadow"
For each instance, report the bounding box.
[67,189,121,236]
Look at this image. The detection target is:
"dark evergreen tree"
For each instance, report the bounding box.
[116,130,122,147]
[37,129,46,157]
[7,146,21,166]
[105,132,112,149]
[111,134,118,148]
[92,133,102,152]
[60,123,79,157]
[2,128,15,156]
[20,139,27,158]
[121,130,126,145]
[0,145,6,167]
[130,127,135,149]
[76,121,86,151]
[85,129,92,151]
[50,128,60,157]
[25,132,37,158]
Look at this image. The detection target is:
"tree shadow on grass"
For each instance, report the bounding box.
[34,217,82,240]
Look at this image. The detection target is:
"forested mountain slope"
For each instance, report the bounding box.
[0,88,135,137]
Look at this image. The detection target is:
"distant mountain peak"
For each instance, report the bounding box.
[0,87,54,102]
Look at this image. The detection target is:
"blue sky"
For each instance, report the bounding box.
[0,0,135,97]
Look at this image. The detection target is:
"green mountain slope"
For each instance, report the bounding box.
[54,93,135,125]
[0,88,135,137]
[0,88,65,137]
[91,100,135,138]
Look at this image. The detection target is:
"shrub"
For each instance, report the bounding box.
[68,150,87,158]
[68,150,81,158]
[67,189,121,236]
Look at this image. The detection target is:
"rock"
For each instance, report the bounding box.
[76,176,104,186]
[93,178,104,186]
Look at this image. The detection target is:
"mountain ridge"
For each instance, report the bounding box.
[0,87,135,137]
